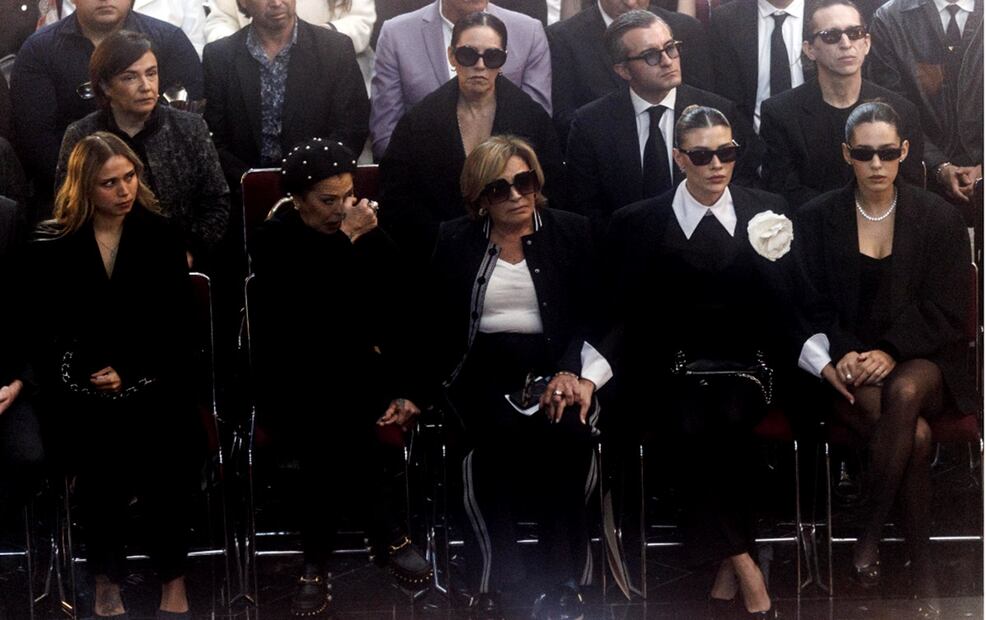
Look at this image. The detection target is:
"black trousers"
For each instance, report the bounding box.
[450,333,597,594]
[265,387,407,569]
[49,390,198,584]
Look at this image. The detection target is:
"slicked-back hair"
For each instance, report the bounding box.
[604,10,671,65]
[674,105,732,148]
[845,100,902,143]
[452,11,508,49]
[804,0,866,41]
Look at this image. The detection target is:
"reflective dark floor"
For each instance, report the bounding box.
[1,444,981,620]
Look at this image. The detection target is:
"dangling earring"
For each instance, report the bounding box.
[478,207,488,216]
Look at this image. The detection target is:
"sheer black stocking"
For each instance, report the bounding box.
[834,359,942,570]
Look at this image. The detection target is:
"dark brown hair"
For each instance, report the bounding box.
[89,30,156,108]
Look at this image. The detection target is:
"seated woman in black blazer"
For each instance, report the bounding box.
[26,132,199,619]
[795,102,971,600]
[430,136,609,616]
[607,106,795,618]
[380,11,565,265]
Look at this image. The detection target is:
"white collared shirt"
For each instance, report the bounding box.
[671,183,737,238]
[597,0,616,27]
[754,0,805,131]
[933,0,975,36]
[440,0,456,80]
[629,87,676,177]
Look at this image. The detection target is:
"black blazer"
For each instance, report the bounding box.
[202,19,370,186]
[759,78,927,208]
[709,0,815,125]
[430,208,603,387]
[566,83,757,232]
[795,182,973,411]
[379,75,565,264]
[604,183,795,398]
[547,5,715,145]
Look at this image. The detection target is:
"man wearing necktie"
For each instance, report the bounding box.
[868,0,983,209]
[709,0,809,132]
[566,9,753,237]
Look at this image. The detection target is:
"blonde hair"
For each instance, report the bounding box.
[48,132,159,236]
[460,135,547,219]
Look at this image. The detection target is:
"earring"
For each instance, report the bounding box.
[478,207,488,216]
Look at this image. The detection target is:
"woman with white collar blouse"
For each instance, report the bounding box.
[606,105,795,618]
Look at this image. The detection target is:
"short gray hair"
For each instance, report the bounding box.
[604,10,673,65]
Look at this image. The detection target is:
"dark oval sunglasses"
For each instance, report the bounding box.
[846,145,903,161]
[624,40,683,66]
[679,141,741,166]
[810,25,867,44]
[453,45,508,69]
[480,170,541,204]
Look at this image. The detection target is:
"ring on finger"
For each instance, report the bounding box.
[553,389,563,396]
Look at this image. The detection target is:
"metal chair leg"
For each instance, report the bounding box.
[824,441,834,597]
[639,443,646,600]
[24,504,35,620]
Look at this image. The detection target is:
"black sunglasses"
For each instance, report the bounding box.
[679,141,741,166]
[624,40,683,66]
[453,45,508,69]
[810,25,867,44]
[846,145,903,161]
[480,170,541,204]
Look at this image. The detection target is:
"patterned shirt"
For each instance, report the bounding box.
[245,20,298,165]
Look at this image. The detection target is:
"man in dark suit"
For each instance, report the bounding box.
[566,9,755,232]
[548,0,714,144]
[867,0,982,207]
[760,0,925,207]
[709,0,811,131]
[202,0,369,189]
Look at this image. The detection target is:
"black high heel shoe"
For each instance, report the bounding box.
[850,560,881,589]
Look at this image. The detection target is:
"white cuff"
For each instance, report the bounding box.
[579,341,613,389]
[798,333,832,378]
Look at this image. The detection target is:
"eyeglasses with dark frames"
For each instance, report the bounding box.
[810,25,867,44]
[479,170,541,204]
[624,40,683,66]
[846,144,904,161]
[678,141,741,166]
[453,45,508,69]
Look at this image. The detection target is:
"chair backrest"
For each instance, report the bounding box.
[189,271,221,456]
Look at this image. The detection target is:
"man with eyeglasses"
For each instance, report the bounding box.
[565,9,754,234]
[547,0,714,146]
[759,0,924,207]
[867,0,982,208]
[370,0,551,160]
[9,0,202,219]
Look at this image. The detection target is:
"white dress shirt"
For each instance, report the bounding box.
[598,0,616,26]
[630,87,677,178]
[440,0,457,80]
[754,0,805,131]
[671,183,737,238]
[933,0,975,35]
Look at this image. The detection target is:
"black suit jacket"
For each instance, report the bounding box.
[548,5,715,145]
[202,19,370,187]
[566,83,757,232]
[604,183,796,404]
[379,75,565,264]
[795,182,973,411]
[709,0,815,125]
[760,78,926,208]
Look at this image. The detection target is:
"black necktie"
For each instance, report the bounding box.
[642,105,671,197]
[770,12,792,96]
[945,4,963,49]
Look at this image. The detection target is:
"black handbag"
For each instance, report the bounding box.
[670,350,774,407]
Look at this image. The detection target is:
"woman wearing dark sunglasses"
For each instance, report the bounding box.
[795,101,971,611]
[607,105,795,618]
[379,11,564,266]
[429,136,609,617]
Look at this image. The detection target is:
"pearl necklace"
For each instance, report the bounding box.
[855,188,898,222]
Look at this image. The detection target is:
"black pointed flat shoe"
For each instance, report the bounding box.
[387,535,433,590]
[290,567,332,617]
[850,560,881,589]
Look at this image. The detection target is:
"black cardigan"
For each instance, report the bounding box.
[429,208,602,390]
[795,182,973,411]
[380,75,566,265]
